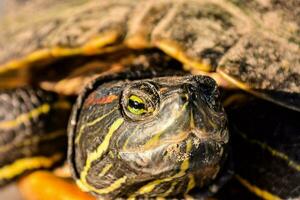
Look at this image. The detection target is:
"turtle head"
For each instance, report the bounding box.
[69,75,228,198]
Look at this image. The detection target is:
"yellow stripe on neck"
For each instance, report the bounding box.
[0,100,71,130]
[160,181,178,197]
[77,118,124,194]
[135,101,189,151]
[236,175,281,200]
[98,164,113,177]
[0,153,63,180]
[0,130,66,153]
[185,174,195,194]
[129,139,193,197]
[77,176,127,195]
[75,107,118,143]
[237,129,300,172]
[0,104,50,129]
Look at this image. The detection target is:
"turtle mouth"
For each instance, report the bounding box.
[190,128,229,143]
[118,127,226,154]
[116,75,228,182]
[118,127,226,177]
[118,102,228,177]
[117,137,189,177]
[118,130,190,154]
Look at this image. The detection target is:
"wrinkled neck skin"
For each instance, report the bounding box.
[72,75,228,199]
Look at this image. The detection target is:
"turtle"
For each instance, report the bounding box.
[0,0,299,200]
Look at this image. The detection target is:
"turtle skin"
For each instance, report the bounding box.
[225,96,300,199]
[0,87,70,186]
[68,67,228,199]
[0,64,229,199]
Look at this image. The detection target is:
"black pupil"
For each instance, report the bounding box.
[129,99,145,109]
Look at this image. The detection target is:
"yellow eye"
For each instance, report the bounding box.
[127,95,147,115]
[122,82,159,120]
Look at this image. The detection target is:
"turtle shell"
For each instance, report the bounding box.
[0,0,299,111]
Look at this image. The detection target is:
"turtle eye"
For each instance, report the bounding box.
[122,82,159,120]
[127,95,147,115]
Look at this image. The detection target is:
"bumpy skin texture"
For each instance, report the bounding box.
[226,98,300,199]
[0,87,70,186]
[68,68,228,199]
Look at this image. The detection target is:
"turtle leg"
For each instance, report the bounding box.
[18,171,95,200]
[0,87,71,186]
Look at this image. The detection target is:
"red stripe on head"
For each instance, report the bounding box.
[84,94,118,107]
